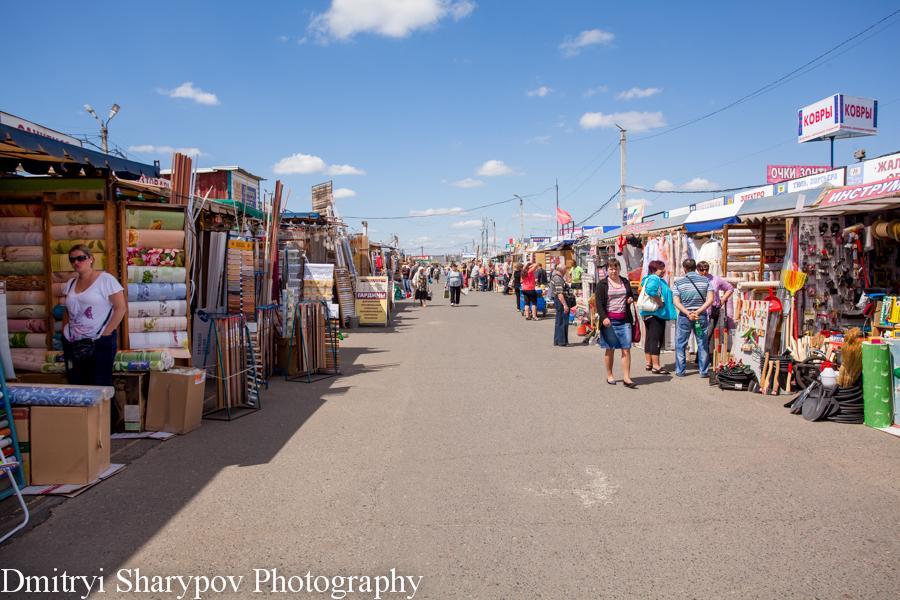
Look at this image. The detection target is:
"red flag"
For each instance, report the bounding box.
[556,206,573,225]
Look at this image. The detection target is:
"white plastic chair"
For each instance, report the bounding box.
[0,454,29,544]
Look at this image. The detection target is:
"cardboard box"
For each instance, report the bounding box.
[112,373,147,433]
[31,399,111,486]
[12,407,30,485]
[146,368,205,434]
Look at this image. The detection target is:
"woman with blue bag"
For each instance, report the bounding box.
[638,260,678,375]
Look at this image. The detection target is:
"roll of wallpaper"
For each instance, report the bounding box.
[115,350,174,368]
[49,239,106,254]
[51,271,77,284]
[49,210,105,225]
[41,362,66,374]
[45,351,64,362]
[7,305,47,319]
[0,287,13,378]
[126,247,185,267]
[50,224,105,240]
[0,232,43,246]
[0,246,44,262]
[127,266,186,284]
[125,209,185,230]
[6,290,46,305]
[113,360,171,372]
[863,342,893,428]
[128,316,188,332]
[51,253,106,271]
[7,319,47,333]
[10,349,45,372]
[0,262,44,276]
[0,217,41,232]
[128,300,187,318]
[0,204,41,217]
[7,384,113,406]
[127,283,187,301]
[5,275,46,291]
[126,229,185,249]
[51,283,68,297]
[128,330,189,350]
[9,333,47,349]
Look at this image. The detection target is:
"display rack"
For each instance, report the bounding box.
[284,300,340,384]
[200,312,261,422]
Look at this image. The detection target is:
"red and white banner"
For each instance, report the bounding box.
[820,178,900,208]
[766,165,830,184]
[556,207,573,225]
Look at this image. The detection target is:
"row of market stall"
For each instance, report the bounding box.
[0,122,398,501]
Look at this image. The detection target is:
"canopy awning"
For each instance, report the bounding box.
[0,123,159,178]
[646,212,689,232]
[684,202,741,233]
[736,190,820,222]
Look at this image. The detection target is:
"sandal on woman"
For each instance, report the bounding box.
[623,381,638,389]
[645,365,653,371]
[651,368,671,375]
[606,378,616,385]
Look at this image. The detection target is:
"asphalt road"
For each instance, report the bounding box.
[2,287,899,599]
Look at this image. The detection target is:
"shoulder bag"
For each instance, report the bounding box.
[631,304,642,343]
[636,282,662,313]
[66,278,113,360]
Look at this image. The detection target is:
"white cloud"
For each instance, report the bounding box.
[453,177,484,188]
[411,236,432,243]
[333,187,357,199]
[526,85,552,98]
[451,219,482,229]
[583,85,608,98]
[617,87,662,100]
[653,179,676,191]
[129,145,204,158]
[682,177,718,191]
[476,159,517,177]
[272,153,365,176]
[278,35,289,42]
[158,82,220,106]
[525,212,553,221]
[309,0,475,41]
[409,207,465,216]
[326,164,366,176]
[579,111,666,133]
[526,135,551,145]
[559,28,614,57]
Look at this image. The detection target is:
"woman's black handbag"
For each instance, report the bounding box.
[70,338,96,360]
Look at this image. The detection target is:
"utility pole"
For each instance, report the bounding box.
[85,103,120,154]
[513,194,525,242]
[616,124,626,227]
[555,178,559,238]
[491,219,496,256]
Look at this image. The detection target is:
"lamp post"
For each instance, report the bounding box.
[84,103,120,154]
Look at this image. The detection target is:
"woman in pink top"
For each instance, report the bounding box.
[520,262,538,320]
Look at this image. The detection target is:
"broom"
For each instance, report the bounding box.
[781,222,807,339]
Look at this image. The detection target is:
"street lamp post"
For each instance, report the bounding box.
[84,103,120,154]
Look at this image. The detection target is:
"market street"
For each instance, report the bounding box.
[2,289,899,598]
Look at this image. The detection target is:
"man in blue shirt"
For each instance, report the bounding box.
[672,258,715,377]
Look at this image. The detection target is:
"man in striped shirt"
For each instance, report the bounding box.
[672,258,715,378]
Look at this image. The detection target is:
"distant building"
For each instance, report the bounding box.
[161,165,264,210]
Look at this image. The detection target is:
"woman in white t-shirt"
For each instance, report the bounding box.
[62,245,126,386]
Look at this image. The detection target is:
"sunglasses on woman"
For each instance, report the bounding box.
[69,255,90,263]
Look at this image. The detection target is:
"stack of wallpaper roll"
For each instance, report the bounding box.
[48,208,109,352]
[113,350,175,372]
[0,204,50,373]
[124,208,189,356]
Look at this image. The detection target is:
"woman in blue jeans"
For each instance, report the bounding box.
[595,260,637,389]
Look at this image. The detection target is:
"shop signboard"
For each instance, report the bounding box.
[0,111,83,146]
[231,171,260,211]
[846,151,900,185]
[775,168,845,194]
[355,276,390,326]
[798,94,877,143]
[694,197,727,211]
[766,164,829,183]
[732,185,773,204]
[819,178,900,209]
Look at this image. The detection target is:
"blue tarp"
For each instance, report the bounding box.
[0,124,158,178]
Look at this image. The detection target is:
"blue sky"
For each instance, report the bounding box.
[5,0,900,254]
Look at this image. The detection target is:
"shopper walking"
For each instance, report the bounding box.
[62,244,126,387]
[550,265,571,347]
[595,260,637,388]
[697,260,734,348]
[470,262,480,291]
[446,263,463,306]
[569,260,583,291]
[512,262,522,311]
[520,262,539,320]
[672,258,715,378]
[414,267,430,307]
[639,260,677,374]
[400,262,412,298]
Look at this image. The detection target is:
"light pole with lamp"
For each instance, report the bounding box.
[84,103,120,154]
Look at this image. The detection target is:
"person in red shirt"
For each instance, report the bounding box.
[520,262,539,320]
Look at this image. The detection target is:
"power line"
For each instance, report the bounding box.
[344,196,517,221]
[633,7,900,142]
[558,143,619,204]
[575,190,619,227]
[627,183,763,194]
